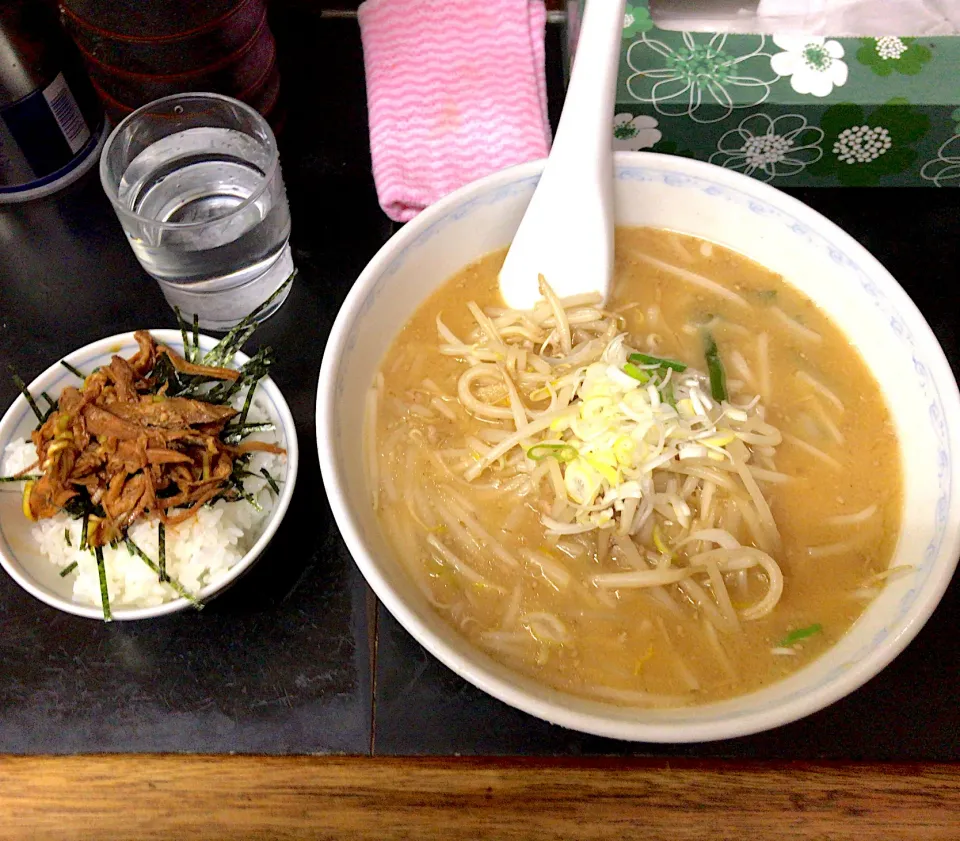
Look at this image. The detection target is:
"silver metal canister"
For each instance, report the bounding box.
[0,0,105,202]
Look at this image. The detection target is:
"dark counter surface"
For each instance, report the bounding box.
[1,8,957,759]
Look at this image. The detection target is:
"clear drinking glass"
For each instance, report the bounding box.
[100,92,293,330]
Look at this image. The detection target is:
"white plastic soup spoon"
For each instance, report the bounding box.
[498,0,625,310]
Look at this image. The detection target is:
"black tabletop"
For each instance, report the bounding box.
[1,8,958,759]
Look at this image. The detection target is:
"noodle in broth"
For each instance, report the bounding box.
[367,228,902,706]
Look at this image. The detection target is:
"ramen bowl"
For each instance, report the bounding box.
[317,152,960,742]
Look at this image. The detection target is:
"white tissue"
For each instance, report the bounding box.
[649,0,960,36]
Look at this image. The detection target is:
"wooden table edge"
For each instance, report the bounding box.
[1,755,958,839]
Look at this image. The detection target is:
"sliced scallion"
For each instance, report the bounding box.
[527,443,579,462]
[703,332,727,402]
[661,380,676,408]
[778,623,822,647]
[622,363,651,383]
[59,561,78,578]
[628,352,687,372]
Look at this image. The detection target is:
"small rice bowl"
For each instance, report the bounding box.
[0,396,283,610]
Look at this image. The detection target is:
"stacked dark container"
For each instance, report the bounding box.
[59,0,282,128]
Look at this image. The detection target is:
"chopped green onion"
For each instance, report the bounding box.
[95,546,111,622]
[64,528,72,548]
[79,513,89,552]
[60,360,86,379]
[628,352,687,372]
[158,522,167,583]
[703,332,727,402]
[0,474,40,483]
[622,363,651,383]
[527,443,579,463]
[778,623,822,647]
[192,313,200,364]
[259,468,281,495]
[59,561,78,577]
[661,380,676,408]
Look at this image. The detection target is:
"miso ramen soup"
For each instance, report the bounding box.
[366,228,902,706]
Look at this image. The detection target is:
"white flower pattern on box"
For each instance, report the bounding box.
[626,33,778,124]
[612,113,662,151]
[770,36,848,97]
[875,37,908,60]
[834,126,892,164]
[709,114,823,182]
[920,134,960,186]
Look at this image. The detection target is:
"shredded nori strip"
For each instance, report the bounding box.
[175,306,192,365]
[259,468,280,495]
[95,546,112,622]
[158,522,168,583]
[221,422,274,444]
[192,314,200,364]
[59,561,78,577]
[124,537,202,609]
[204,346,273,405]
[202,270,295,368]
[236,381,258,428]
[60,360,86,379]
[9,367,44,423]
[237,488,263,512]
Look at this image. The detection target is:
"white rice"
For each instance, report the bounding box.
[1,395,283,610]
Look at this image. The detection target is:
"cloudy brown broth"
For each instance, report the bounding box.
[368,227,901,706]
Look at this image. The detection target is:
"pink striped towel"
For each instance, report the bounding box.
[358,0,550,222]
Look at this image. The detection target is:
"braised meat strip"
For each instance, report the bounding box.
[23,331,283,547]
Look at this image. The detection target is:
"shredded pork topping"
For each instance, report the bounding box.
[23,331,284,547]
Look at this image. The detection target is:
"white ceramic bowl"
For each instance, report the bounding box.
[317,152,960,742]
[0,330,299,621]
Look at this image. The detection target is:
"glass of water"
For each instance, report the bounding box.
[100,92,293,330]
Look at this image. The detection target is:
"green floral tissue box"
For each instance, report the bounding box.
[576,1,960,186]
